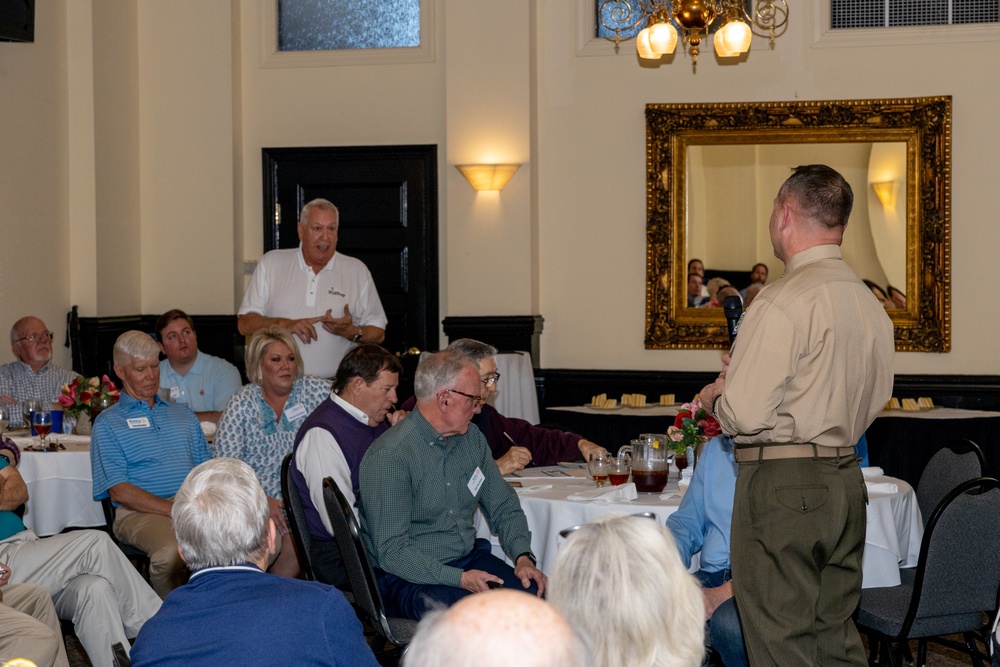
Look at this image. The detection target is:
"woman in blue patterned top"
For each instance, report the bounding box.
[213,325,331,577]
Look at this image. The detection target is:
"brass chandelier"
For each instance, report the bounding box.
[599,0,789,67]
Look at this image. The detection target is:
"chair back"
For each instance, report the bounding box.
[100,497,151,582]
[322,476,414,647]
[279,453,315,581]
[915,438,986,525]
[900,477,1000,639]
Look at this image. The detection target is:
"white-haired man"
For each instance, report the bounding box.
[237,198,388,378]
[91,331,212,599]
[0,316,77,427]
[403,589,590,667]
[131,458,379,667]
[360,351,545,621]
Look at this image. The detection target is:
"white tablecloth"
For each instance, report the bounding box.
[9,434,105,536]
[478,467,922,588]
[878,406,1000,419]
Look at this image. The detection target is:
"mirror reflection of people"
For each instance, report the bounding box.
[740,263,768,301]
[687,274,706,307]
[886,285,906,309]
[703,277,731,308]
[688,258,709,299]
[715,285,742,309]
[863,279,892,309]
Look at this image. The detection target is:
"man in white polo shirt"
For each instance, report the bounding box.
[237,198,387,379]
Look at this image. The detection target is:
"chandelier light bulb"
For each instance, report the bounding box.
[714,26,738,57]
[636,27,657,59]
[719,19,752,54]
[648,21,678,56]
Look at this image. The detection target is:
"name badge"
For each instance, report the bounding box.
[284,403,308,421]
[169,386,181,401]
[467,467,485,496]
[127,417,151,429]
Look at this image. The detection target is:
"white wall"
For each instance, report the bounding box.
[2,0,997,377]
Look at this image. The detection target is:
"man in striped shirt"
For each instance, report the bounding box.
[91,331,212,599]
[0,316,77,428]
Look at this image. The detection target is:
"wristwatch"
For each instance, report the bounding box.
[352,326,363,343]
[516,552,537,567]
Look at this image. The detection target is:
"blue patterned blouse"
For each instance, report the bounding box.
[213,376,331,499]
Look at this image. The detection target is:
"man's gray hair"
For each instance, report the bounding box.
[413,351,473,402]
[549,514,706,667]
[172,458,270,570]
[112,331,161,366]
[446,338,498,363]
[298,198,339,226]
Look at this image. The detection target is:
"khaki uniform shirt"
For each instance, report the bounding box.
[715,245,894,449]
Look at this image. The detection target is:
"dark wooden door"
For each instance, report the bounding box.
[261,145,438,380]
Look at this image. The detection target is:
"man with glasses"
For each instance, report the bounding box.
[401,339,608,474]
[359,351,545,620]
[0,317,77,428]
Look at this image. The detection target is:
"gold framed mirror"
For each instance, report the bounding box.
[644,97,951,352]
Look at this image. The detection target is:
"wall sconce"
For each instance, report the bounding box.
[455,164,521,192]
[871,181,896,208]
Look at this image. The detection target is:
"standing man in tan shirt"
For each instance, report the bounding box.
[700,165,894,666]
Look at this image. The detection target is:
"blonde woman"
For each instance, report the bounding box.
[549,514,705,667]
[213,326,330,577]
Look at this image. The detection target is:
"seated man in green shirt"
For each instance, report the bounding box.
[359,351,545,620]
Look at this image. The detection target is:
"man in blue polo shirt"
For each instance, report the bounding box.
[92,331,212,599]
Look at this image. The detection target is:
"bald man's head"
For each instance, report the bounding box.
[403,590,589,667]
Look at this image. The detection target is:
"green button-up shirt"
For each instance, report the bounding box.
[359,409,532,588]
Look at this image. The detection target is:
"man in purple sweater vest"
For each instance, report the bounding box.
[290,345,404,588]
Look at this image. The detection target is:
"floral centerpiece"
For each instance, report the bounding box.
[58,375,121,417]
[667,396,721,458]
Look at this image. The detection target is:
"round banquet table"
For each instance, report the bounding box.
[477,465,923,589]
[9,434,105,536]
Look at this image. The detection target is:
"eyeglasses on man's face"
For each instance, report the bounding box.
[481,372,501,388]
[445,388,485,407]
[15,331,54,345]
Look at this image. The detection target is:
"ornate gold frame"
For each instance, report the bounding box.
[644,97,952,352]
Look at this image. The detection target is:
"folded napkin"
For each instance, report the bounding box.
[514,484,553,495]
[861,466,884,478]
[200,421,217,438]
[865,481,898,494]
[567,483,638,504]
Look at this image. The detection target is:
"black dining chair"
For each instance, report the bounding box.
[321,476,416,658]
[914,438,986,526]
[856,477,1000,667]
[279,452,315,582]
[100,498,151,583]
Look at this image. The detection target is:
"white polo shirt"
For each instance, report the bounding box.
[238,247,387,379]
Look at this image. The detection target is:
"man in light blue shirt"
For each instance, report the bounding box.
[666,435,747,667]
[92,331,212,599]
[156,309,241,424]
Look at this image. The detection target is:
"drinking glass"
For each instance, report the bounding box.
[32,409,53,448]
[22,400,45,434]
[0,405,9,437]
[588,453,610,488]
[608,455,632,486]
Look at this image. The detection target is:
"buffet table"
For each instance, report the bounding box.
[544,405,681,454]
[478,466,922,589]
[9,434,105,536]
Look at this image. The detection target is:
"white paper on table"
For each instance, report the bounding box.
[862,467,884,477]
[865,481,899,494]
[566,483,638,504]
[514,484,553,495]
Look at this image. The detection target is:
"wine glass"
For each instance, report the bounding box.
[22,399,44,434]
[608,454,632,486]
[587,453,610,488]
[33,409,52,449]
[0,405,9,438]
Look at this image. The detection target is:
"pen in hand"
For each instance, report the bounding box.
[503,431,533,466]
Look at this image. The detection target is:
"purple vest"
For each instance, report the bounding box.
[290,397,388,540]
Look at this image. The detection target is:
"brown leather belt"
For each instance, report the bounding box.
[733,444,857,463]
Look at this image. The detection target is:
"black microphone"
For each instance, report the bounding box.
[723,295,744,347]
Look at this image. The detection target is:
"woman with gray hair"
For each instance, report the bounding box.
[213,326,331,577]
[549,514,705,667]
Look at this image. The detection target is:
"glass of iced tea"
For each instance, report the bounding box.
[587,453,610,487]
[608,455,631,486]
